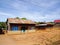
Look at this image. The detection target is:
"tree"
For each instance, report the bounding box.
[21,18,27,20]
[15,17,20,19]
[35,22,46,24]
[0,22,7,30]
[15,17,27,20]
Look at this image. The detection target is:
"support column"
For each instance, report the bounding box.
[8,23,10,31]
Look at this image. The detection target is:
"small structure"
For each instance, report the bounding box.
[35,24,47,30]
[46,24,54,30]
[54,20,60,30]
[35,23,54,30]
[54,20,60,24]
[54,20,60,26]
[6,18,35,32]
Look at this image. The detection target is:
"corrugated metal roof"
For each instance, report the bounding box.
[36,24,47,26]
[7,18,35,24]
[54,20,60,23]
[36,23,54,26]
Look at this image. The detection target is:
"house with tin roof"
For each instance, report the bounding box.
[53,20,60,30]
[54,20,60,24]
[35,23,54,30]
[6,18,36,32]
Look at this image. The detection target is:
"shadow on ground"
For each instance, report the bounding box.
[49,40,60,45]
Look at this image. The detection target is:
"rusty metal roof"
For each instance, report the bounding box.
[36,24,47,26]
[7,18,35,24]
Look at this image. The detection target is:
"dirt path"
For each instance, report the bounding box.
[9,30,60,45]
[0,30,60,45]
[0,34,17,45]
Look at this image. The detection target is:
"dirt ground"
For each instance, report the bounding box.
[0,29,60,45]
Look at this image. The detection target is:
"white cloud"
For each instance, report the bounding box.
[9,0,29,11]
[0,0,60,22]
[17,11,60,22]
[20,0,59,9]
[0,11,16,22]
[0,12,16,17]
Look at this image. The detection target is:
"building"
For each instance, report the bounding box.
[54,20,60,24]
[35,24,47,30]
[6,18,36,32]
[54,20,60,26]
[35,23,54,30]
[54,20,60,30]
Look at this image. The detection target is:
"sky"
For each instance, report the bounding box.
[0,0,60,22]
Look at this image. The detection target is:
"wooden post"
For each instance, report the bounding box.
[8,23,10,31]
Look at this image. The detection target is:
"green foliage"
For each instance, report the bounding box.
[49,22,55,24]
[35,22,46,24]
[0,22,7,30]
[21,18,27,20]
[15,17,20,19]
[15,17,27,20]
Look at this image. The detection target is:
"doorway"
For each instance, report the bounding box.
[21,26,27,32]
[11,26,18,31]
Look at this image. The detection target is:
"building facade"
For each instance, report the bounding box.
[6,18,35,32]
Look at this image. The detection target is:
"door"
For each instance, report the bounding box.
[11,26,18,31]
[21,26,27,32]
